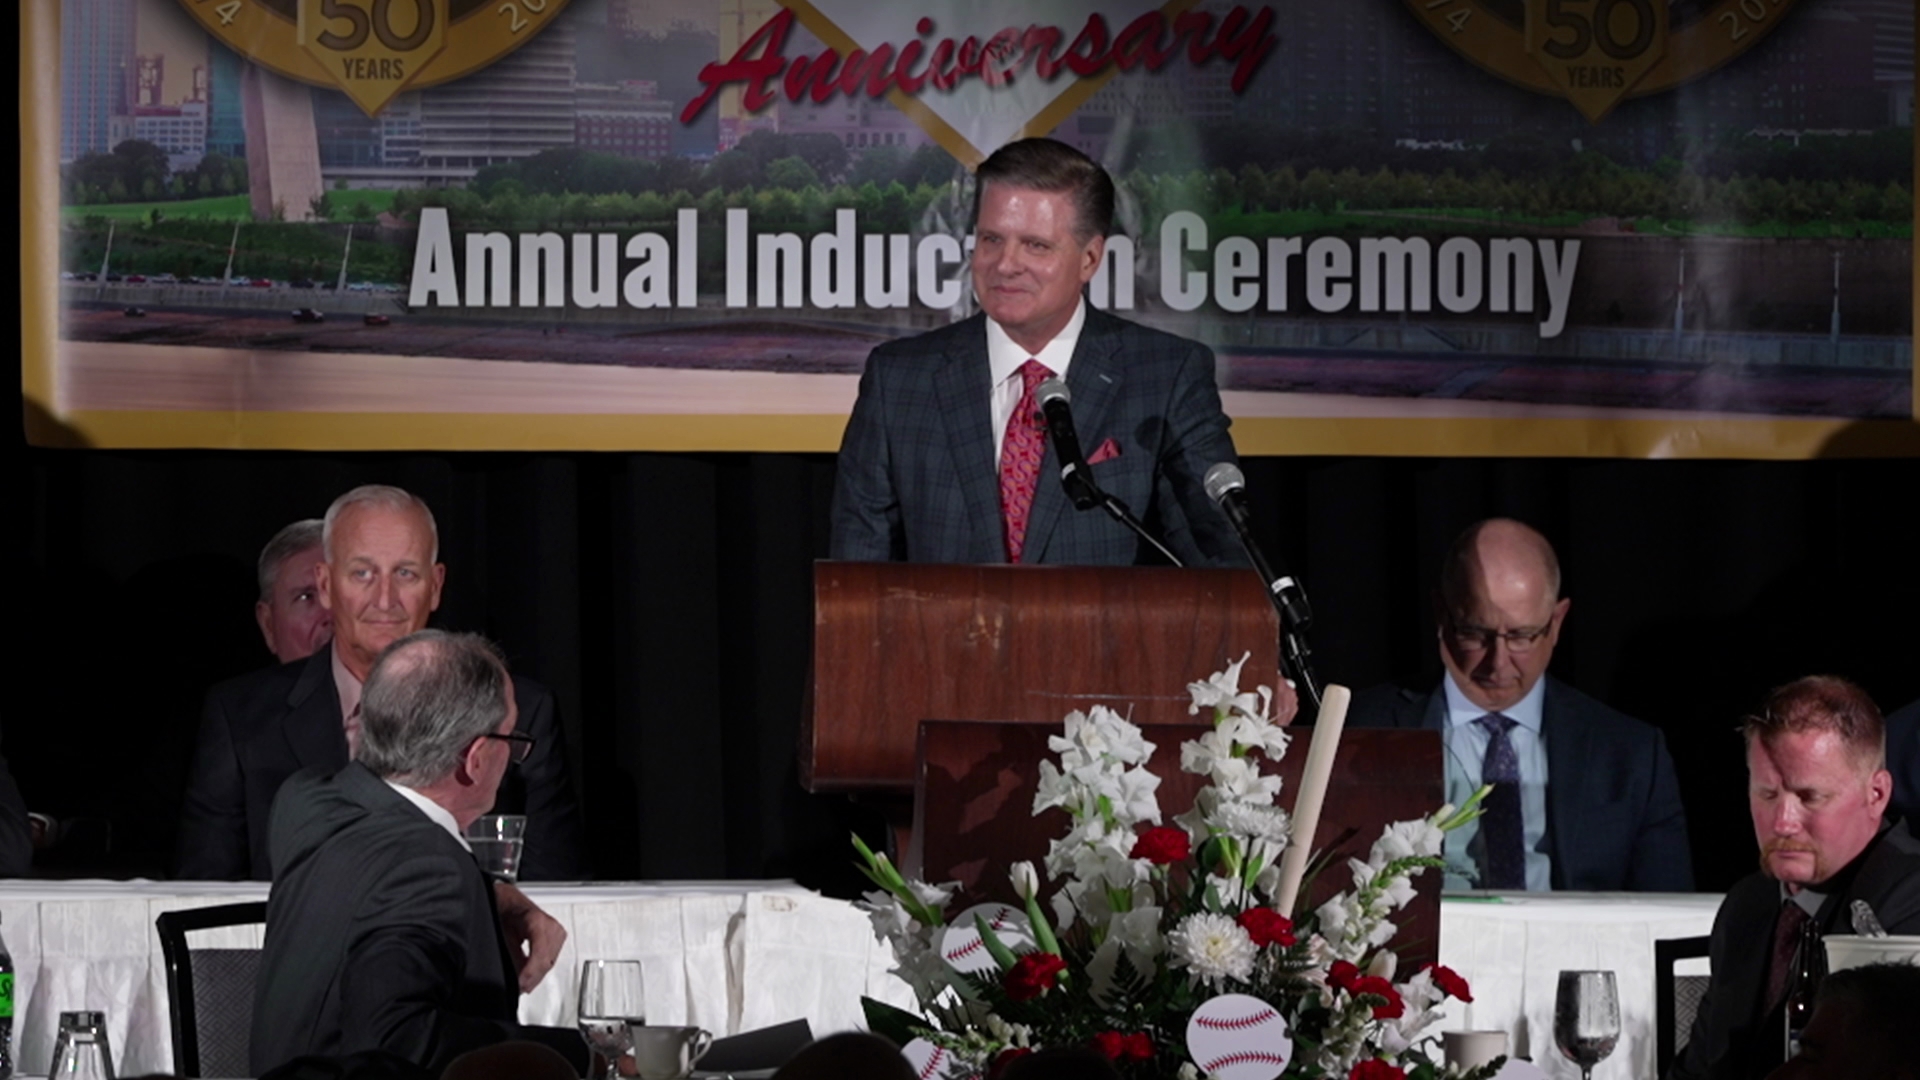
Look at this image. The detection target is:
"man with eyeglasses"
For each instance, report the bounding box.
[1349,518,1692,891]
[179,484,586,881]
[253,629,588,1075]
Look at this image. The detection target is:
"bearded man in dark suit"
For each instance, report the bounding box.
[251,630,585,1075]
[1669,676,1920,1080]
[830,137,1243,569]
[1348,518,1693,892]
[178,485,586,881]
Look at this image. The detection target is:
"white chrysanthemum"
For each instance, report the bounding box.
[1169,911,1258,985]
[1213,800,1291,844]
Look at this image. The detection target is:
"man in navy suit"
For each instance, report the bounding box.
[178,485,586,881]
[830,137,1243,568]
[1348,518,1692,891]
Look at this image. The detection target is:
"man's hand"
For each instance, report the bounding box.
[1273,678,1301,726]
[493,879,566,992]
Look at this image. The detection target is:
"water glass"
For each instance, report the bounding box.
[1553,970,1621,1080]
[577,959,646,1080]
[51,1011,116,1080]
[466,813,527,881]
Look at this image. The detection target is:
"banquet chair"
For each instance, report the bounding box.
[155,901,269,1078]
[1655,934,1712,1075]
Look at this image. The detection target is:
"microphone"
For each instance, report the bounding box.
[1036,377,1101,511]
[1204,462,1322,708]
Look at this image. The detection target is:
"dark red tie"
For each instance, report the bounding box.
[998,360,1052,563]
[1766,900,1812,1010]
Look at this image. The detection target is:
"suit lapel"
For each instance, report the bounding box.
[1541,680,1587,888]
[283,649,351,770]
[935,320,1006,562]
[1023,311,1122,563]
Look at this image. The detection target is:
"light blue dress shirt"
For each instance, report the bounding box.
[1442,675,1552,891]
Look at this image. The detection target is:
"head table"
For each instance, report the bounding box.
[0,882,1716,1078]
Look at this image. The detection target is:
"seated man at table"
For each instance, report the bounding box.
[1348,518,1692,891]
[179,484,587,881]
[1669,676,1920,1080]
[253,518,333,666]
[251,629,586,1076]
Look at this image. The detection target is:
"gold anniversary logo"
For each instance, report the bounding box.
[1404,0,1802,122]
[176,0,570,116]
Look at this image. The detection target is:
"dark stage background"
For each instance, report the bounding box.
[10,441,1918,894]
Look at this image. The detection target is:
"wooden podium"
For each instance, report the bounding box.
[802,561,1444,962]
[802,561,1282,792]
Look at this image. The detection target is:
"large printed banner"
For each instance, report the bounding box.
[20,0,1918,455]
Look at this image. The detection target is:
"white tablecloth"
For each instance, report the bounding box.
[1437,891,1722,1080]
[0,880,914,1076]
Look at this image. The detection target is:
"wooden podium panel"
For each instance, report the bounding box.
[803,562,1282,792]
[909,721,1446,968]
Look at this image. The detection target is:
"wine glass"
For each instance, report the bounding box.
[577,959,646,1080]
[1553,969,1621,1080]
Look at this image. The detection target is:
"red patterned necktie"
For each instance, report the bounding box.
[998,359,1052,563]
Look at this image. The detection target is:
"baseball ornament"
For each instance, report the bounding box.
[939,902,1034,975]
[1186,993,1292,1080]
[901,1037,962,1080]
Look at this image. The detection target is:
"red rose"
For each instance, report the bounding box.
[1422,962,1473,1003]
[1091,1031,1154,1062]
[1327,960,1361,992]
[1004,952,1068,1002]
[987,1047,1032,1079]
[1351,975,1405,1019]
[1237,907,1297,948]
[1349,1059,1407,1080]
[1131,826,1191,865]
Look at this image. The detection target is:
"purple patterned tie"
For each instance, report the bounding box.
[1766,901,1812,1010]
[1476,713,1526,889]
[998,360,1052,563]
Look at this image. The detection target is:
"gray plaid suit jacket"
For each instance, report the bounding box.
[830,308,1244,566]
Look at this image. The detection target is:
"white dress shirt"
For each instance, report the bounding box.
[1442,674,1553,890]
[383,778,472,851]
[987,299,1085,467]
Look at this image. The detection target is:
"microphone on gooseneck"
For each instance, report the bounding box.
[1204,462,1323,709]
[1036,377,1183,567]
[1036,377,1101,511]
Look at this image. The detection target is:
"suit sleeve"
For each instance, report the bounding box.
[829,346,905,562]
[1627,730,1694,892]
[175,687,253,880]
[510,683,589,881]
[1150,340,1245,569]
[339,852,523,1073]
[0,720,32,877]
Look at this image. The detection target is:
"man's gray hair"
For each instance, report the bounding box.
[355,630,509,785]
[257,518,324,602]
[322,484,439,564]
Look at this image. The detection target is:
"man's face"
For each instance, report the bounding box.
[1748,729,1890,887]
[318,503,444,677]
[972,182,1104,354]
[1439,574,1569,713]
[255,544,332,665]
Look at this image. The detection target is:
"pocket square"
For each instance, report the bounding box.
[1086,438,1122,465]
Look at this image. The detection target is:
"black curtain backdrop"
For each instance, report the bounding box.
[10,441,1918,894]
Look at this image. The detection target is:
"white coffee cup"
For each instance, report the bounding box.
[628,1025,713,1080]
[1444,1029,1510,1070]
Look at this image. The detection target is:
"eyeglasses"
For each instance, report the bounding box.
[479,731,536,765]
[1444,615,1557,655]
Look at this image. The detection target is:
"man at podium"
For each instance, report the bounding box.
[830,137,1243,568]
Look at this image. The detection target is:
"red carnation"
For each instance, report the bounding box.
[1003,952,1068,1002]
[1349,1059,1407,1080]
[1327,960,1361,992]
[1091,1031,1154,1062]
[1131,826,1191,865]
[1237,907,1297,948]
[1351,975,1405,1019]
[1422,962,1473,1003]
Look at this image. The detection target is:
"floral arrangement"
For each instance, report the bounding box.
[854,656,1491,1080]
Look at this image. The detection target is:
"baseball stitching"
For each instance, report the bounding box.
[1194,1008,1279,1030]
[1201,1050,1289,1071]
[918,1046,945,1080]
